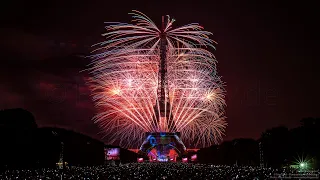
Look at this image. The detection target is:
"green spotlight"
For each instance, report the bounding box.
[300,162,306,168]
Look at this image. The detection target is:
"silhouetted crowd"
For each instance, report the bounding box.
[1,163,319,180]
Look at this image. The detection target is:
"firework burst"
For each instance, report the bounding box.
[86,10,227,148]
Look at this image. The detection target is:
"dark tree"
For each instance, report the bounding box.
[260,126,290,168]
[259,118,320,169]
[0,108,38,169]
[198,138,258,166]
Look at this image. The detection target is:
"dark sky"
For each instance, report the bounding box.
[0,0,319,144]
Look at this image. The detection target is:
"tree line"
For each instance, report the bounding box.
[198,117,320,169]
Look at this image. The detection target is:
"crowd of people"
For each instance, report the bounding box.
[0,163,318,180]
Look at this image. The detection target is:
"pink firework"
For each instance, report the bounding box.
[86,10,226,148]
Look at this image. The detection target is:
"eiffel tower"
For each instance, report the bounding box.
[140,16,186,161]
[153,16,176,132]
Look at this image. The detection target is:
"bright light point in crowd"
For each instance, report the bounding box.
[300,163,306,167]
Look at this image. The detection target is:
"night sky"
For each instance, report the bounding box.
[1,1,319,144]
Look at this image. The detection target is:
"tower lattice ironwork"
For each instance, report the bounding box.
[154,16,176,132]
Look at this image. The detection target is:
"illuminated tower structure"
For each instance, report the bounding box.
[140,16,186,162]
[153,16,176,132]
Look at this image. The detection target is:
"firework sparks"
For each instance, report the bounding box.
[86,10,226,148]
